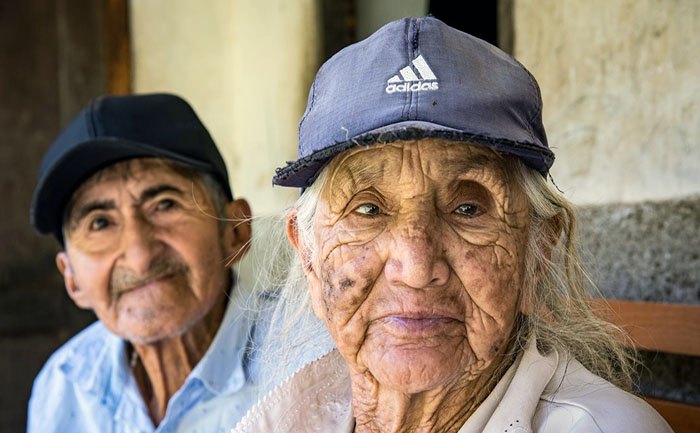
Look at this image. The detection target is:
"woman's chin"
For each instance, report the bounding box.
[363,344,466,394]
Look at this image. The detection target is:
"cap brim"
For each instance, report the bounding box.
[30,138,213,240]
[273,120,554,188]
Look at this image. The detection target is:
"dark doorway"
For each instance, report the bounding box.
[428,0,511,52]
[0,1,129,430]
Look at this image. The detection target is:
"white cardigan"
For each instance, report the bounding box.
[231,340,672,433]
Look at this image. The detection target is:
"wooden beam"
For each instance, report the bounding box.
[591,299,700,357]
[644,397,700,433]
[104,0,131,94]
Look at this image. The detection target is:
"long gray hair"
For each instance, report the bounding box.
[246,142,636,393]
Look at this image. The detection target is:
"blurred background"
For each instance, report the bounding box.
[1,0,698,431]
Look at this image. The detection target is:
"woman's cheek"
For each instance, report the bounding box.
[318,243,383,319]
[451,237,523,328]
[314,242,384,358]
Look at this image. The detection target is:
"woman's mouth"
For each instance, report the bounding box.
[378,315,460,337]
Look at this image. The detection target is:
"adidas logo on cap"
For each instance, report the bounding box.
[385,54,439,94]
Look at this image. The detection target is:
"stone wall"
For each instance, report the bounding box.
[578,196,700,405]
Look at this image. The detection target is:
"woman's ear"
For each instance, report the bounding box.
[519,213,563,316]
[286,210,325,319]
[56,252,91,309]
[223,198,252,266]
[542,213,564,262]
[286,210,315,277]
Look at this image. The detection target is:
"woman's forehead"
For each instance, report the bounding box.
[327,140,506,191]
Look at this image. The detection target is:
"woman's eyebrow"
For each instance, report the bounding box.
[440,153,495,176]
[335,162,386,191]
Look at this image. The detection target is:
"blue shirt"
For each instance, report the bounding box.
[27,290,264,433]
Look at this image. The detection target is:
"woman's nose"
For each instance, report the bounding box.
[384,217,450,289]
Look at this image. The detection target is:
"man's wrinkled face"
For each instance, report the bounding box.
[296,139,531,394]
[57,158,244,344]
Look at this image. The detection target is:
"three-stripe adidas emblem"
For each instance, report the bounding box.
[385,54,439,94]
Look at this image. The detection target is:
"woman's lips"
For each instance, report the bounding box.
[378,315,460,337]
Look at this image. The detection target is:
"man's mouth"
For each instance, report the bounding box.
[114,272,177,297]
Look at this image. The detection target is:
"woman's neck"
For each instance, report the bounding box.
[350,343,515,433]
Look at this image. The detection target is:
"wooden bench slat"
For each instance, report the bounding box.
[643,397,700,433]
[591,299,700,357]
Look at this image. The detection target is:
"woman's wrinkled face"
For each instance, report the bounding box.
[295,139,531,394]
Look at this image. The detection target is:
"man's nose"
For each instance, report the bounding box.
[118,216,159,275]
[384,215,450,289]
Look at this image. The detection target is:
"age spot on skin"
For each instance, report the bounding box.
[322,270,337,320]
[491,337,504,354]
[340,279,355,290]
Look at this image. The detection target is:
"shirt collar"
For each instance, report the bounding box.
[58,284,255,403]
[187,288,254,395]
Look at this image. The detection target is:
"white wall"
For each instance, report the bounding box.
[130,0,322,215]
[512,0,700,204]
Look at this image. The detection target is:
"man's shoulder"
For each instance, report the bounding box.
[28,321,118,433]
[38,321,111,375]
[30,320,116,398]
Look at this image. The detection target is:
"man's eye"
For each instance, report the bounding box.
[354,203,382,216]
[156,198,175,211]
[89,217,110,231]
[454,203,481,217]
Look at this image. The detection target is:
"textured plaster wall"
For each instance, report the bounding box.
[512,0,700,204]
[130,0,322,215]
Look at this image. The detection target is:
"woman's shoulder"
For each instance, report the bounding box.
[231,349,354,433]
[534,356,673,433]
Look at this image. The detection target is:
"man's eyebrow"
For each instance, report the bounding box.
[71,200,116,226]
[138,184,185,204]
[67,184,186,229]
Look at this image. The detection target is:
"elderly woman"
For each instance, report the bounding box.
[235,17,671,433]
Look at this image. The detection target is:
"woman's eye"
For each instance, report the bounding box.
[354,203,382,216]
[454,203,481,217]
[156,198,175,211]
[89,217,110,231]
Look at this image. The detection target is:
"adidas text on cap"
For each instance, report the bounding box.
[273,16,554,188]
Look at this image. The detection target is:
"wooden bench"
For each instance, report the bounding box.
[592,299,700,433]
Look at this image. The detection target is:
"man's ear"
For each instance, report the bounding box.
[286,210,325,319]
[223,198,252,266]
[56,252,91,309]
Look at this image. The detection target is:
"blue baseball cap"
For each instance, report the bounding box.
[30,93,233,243]
[273,16,554,188]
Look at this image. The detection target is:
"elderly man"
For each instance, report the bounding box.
[27,94,256,432]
